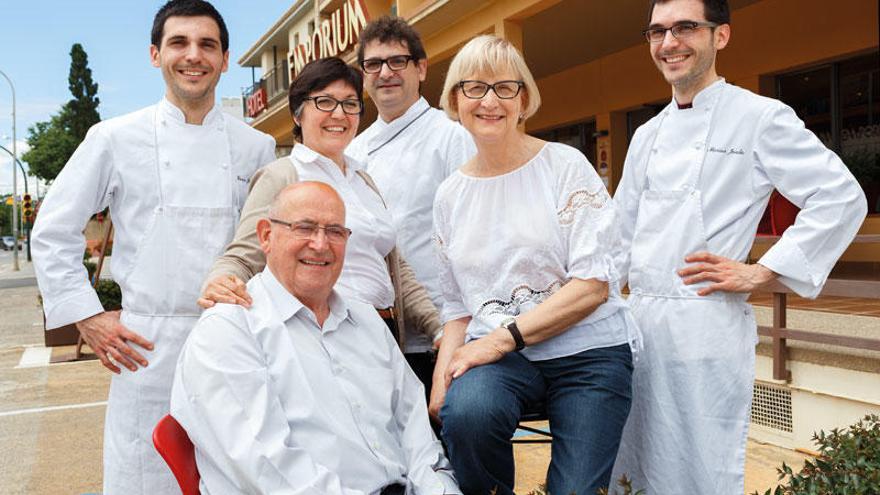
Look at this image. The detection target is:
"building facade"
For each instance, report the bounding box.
[240,0,878,238]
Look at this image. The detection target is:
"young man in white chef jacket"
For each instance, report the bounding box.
[611,0,866,493]
[31,1,275,493]
[347,16,475,400]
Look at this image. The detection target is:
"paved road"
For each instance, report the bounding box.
[0,277,37,289]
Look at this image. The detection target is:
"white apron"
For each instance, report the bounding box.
[612,86,757,495]
[103,107,238,494]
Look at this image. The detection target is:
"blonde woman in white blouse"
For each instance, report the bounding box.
[430,35,640,495]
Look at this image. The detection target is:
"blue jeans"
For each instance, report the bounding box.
[440,344,633,495]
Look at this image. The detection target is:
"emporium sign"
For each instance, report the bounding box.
[289,0,369,78]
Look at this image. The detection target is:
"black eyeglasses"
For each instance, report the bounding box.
[457,80,524,99]
[302,96,363,115]
[361,55,416,74]
[269,219,352,244]
[643,21,718,43]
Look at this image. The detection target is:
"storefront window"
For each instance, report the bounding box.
[778,66,833,147]
[533,120,597,167]
[778,53,880,214]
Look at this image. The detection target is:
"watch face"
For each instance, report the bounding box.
[501,317,515,328]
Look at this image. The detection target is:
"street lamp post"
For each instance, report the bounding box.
[0,69,18,271]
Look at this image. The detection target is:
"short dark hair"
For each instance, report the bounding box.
[648,0,731,25]
[357,16,427,66]
[288,57,364,142]
[151,0,229,53]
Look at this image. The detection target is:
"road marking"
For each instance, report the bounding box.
[16,346,52,368]
[0,401,108,418]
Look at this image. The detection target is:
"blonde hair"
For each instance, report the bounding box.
[440,35,541,123]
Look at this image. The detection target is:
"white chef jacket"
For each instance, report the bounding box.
[614,79,867,298]
[33,99,276,328]
[32,98,277,494]
[348,97,476,351]
[433,142,635,361]
[170,268,460,495]
[288,144,397,309]
[610,79,866,494]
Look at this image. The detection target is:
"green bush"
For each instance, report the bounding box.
[755,414,880,495]
[83,260,96,281]
[95,279,122,311]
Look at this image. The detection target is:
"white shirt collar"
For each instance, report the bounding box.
[259,266,353,329]
[158,97,223,126]
[670,77,727,113]
[377,96,430,129]
[290,143,365,174]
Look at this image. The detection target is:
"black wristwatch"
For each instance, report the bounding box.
[501,317,526,352]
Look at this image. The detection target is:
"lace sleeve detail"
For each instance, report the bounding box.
[555,157,619,283]
[557,188,608,226]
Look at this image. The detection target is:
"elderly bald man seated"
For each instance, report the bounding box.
[170,181,459,495]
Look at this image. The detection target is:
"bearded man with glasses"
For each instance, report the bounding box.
[348,16,476,406]
[611,1,866,493]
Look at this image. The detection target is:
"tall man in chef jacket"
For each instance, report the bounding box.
[347,16,475,399]
[31,1,276,493]
[611,0,866,493]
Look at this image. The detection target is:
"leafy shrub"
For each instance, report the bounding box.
[83,260,96,281]
[755,414,880,495]
[95,279,122,311]
[598,476,645,495]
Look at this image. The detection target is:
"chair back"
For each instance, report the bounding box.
[152,414,201,495]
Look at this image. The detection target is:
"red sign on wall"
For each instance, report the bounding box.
[246,87,268,118]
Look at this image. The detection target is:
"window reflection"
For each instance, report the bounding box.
[533,120,598,166]
[777,53,880,214]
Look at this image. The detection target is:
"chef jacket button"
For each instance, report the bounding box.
[220,162,228,169]
[694,143,703,150]
[164,160,171,167]
[651,148,658,153]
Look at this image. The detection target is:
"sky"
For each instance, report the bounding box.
[0,0,292,195]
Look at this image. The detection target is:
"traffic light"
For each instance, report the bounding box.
[22,194,33,223]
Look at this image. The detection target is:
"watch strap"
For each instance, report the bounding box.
[503,319,526,352]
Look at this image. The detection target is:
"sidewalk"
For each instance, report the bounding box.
[0,265,816,494]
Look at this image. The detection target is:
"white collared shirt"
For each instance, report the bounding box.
[348,97,476,351]
[288,144,397,309]
[170,269,459,495]
[614,80,867,297]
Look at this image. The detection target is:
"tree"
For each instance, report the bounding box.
[65,43,101,142]
[23,43,100,183]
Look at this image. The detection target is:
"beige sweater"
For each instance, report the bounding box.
[205,156,441,350]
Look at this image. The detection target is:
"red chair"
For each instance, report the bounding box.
[153,414,201,495]
[770,192,799,235]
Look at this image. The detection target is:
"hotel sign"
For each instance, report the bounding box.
[289,0,369,78]
[246,86,268,118]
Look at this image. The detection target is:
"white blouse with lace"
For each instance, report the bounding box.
[433,142,633,361]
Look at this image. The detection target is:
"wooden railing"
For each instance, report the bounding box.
[752,235,880,381]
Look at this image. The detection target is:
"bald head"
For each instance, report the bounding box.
[258,181,348,313]
[268,181,346,221]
